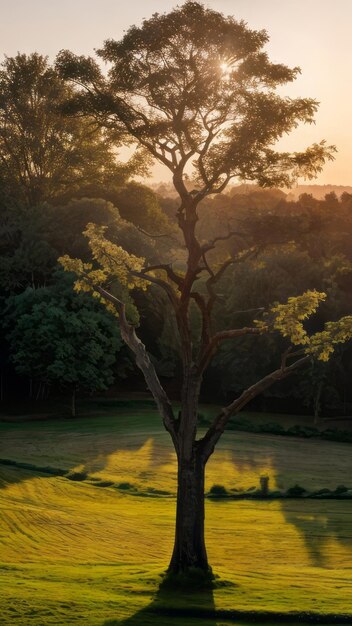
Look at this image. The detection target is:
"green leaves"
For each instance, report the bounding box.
[60,222,147,290]
[55,1,335,194]
[0,53,128,206]
[59,222,148,323]
[258,291,352,362]
[261,290,327,345]
[4,272,122,390]
[308,316,352,361]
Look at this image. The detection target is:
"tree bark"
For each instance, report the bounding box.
[168,449,209,574]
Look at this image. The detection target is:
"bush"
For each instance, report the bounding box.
[335,485,348,495]
[208,484,228,497]
[286,484,307,497]
[286,425,305,437]
[116,482,135,491]
[302,426,320,438]
[228,417,260,433]
[259,422,285,435]
[270,490,284,498]
[65,471,87,481]
[311,488,332,497]
[321,429,352,443]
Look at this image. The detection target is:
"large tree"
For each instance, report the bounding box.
[56,2,352,579]
[0,53,133,206]
[4,271,122,416]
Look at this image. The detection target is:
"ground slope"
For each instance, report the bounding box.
[0,405,351,625]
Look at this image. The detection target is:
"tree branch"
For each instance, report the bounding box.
[198,353,310,460]
[141,264,184,289]
[197,326,262,374]
[95,286,178,449]
[130,270,180,308]
[136,226,174,239]
[202,230,245,253]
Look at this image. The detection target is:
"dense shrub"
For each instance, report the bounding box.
[208,484,228,497]
[65,471,87,481]
[286,484,307,497]
[116,482,135,491]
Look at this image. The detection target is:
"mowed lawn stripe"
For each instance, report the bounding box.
[0,409,351,623]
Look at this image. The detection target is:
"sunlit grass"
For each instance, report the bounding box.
[1,407,351,492]
[0,406,351,624]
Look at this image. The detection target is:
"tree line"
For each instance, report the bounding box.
[0,52,351,418]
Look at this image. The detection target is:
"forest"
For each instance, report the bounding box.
[1,51,351,419]
[0,54,352,416]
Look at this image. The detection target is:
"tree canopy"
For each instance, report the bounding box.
[4,272,122,414]
[0,53,132,206]
[56,0,335,197]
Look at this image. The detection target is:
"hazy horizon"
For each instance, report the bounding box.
[1,0,351,186]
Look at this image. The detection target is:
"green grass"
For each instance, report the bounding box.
[0,403,351,625]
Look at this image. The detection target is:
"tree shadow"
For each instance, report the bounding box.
[102,584,217,626]
[100,581,352,625]
[282,502,352,567]
[0,412,177,493]
[227,432,352,567]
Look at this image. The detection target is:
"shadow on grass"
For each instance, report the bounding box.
[102,585,217,626]
[101,583,352,626]
[228,437,352,567]
[283,503,352,567]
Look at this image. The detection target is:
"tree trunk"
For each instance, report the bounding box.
[314,380,323,425]
[168,450,209,574]
[71,387,76,418]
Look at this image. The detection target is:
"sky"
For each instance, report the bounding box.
[1,0,351,186]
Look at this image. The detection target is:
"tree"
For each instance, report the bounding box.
[4,272,122,416]
[56,2,352,579]
[0,203,58,293]
[98,181,173,235]
[0,53,132,206]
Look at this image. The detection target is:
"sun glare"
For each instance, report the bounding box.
[220,61,231,81]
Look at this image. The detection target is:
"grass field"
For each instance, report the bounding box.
[0,401,351,625]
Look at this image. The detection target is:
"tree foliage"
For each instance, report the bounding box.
[56,1,335,194]
[0,53,131,205]
[4,272,122,396]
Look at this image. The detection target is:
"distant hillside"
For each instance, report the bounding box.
[152,182,352,202]
[286,185,352,200]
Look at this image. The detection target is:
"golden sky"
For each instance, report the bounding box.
[1,0,351,185]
